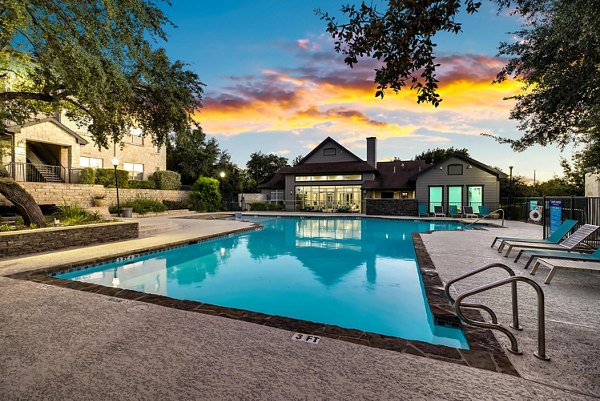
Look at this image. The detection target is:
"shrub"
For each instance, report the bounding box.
[162,199,189,210]
[54,204,103,226]
[109,197,167,214]
[95,168,129,188]
[150,170,181,190]
[128,180,156,189]
[190,176,221,212]
[247,202,282,211]
[78,168,95,184]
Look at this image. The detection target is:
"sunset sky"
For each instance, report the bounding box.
[162,1,573,181]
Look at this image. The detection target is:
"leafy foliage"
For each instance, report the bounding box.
[319,1,600,172]
[150,170,181,190]
[0,0,203,149]
[489,0,600,173]
[127,180,156,189]
[54,204,103,226]
[78,168,96,185]
[167,127,220,185]
[190,176,221,212]
[317,1,482,104]
[109,198,166,214]
[247,202,284,211]
[414,147,469,165]
[94,168,129,188]
[162,199,189,210]
[246,152,288,189]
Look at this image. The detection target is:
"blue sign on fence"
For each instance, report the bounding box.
[549,200,562,235]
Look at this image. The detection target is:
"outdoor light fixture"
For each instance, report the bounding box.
[219,171,226,178]
[112,157,121,217]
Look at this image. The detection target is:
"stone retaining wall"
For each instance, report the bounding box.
[365,199,418,216]
[0,183,189,207]
[0,221,139,258]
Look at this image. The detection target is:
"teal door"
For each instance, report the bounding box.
[429,186,443,213]
[468,186,483,212]
[447,186,462,211]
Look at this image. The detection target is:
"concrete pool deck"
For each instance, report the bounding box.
[0,213,598,400]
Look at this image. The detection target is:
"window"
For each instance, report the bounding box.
[447,164,463,175]
[323,147,336,156]
[128,127,144,145]
[381,191,394,199]
[80,157,103,168]
[124,162,144,180]
[295,174,361,182]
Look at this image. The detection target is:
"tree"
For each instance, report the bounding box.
[292,155,304,166]
[167,127,220,185]
[246,152,288,188]
[0,0,203,225]
[319,1,600,172]
[499,175,533,198]
[190,177,222,212]
[414,147,469,165]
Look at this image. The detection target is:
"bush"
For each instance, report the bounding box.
[78,168,95,184]
[162,200,189,210]
[247,202,282,211]
[95,168,129,188]
[54,204,103,226]
[150,170,181,190]
[190,176,221,212]
[109,197,167,214]
[128,180,156,189]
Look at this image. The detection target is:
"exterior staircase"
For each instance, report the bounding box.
[25,146,64,183]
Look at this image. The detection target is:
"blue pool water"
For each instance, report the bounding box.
[58,217,468,348]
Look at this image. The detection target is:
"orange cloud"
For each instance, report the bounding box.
[196,53,522,143]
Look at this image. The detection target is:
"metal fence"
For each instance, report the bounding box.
[501,196,600,248]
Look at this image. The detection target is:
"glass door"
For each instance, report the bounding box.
[429,186,443,213]
[468,186,483,213]
[447,186,462,214]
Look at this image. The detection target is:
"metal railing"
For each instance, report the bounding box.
[4,162,66,183]
[464,208,505,228]
[444,263,550,360]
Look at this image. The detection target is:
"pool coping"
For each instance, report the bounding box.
[6,218,518,377]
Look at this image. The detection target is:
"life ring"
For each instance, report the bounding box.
[529,209,542,222]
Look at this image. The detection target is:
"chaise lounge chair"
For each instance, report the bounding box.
[462,206,477,218]
[501,224,599,258]
[448,205,459,217]
[478,205,490,217]
[418,203,429,217]
[521,246,600,270]
[433,205,445,217]
[530,251,600,283]
[491,219,578,250]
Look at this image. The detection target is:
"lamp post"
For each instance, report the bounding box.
[219,171,226,210]
[508,165,514,220]
[112,157,121,217]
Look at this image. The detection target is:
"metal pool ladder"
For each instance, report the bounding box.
[444,262,550,360]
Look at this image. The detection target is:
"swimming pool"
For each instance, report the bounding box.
[57,216,468,348]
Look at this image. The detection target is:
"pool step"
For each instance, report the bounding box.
[138,221,181,238]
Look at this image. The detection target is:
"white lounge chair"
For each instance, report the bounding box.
[531,258,600,284]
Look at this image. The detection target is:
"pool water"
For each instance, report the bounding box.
[58,216,468,348]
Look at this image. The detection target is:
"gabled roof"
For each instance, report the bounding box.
[277,161,377,175]
[6,117,89,145]
[257,173,285,189]
[296,137,363,164]
[362,160,429,190]
[414,153,507,179]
